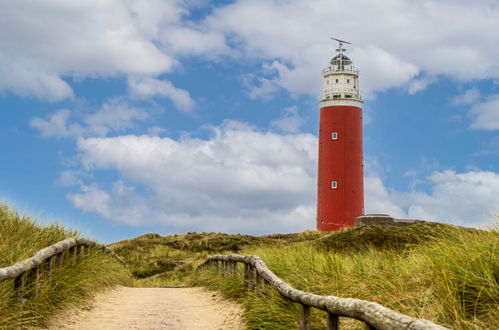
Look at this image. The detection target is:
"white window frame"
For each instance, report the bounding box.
[331,181,337,189]
[331,132,338,140]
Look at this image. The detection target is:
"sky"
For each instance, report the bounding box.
[1,0,498,243]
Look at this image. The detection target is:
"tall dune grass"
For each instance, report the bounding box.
[0,204,130,328]
[194,224,498,329]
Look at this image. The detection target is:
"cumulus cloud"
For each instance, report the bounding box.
[468,95,499,131]
[3,0,499,101]
[364,176,406,218]
[30,99,148,138]
[451,87,481,106]
[364,169,499,228]
[128,77,195,112]
[30,109,84,138]
[270,106,304,133]
[62,120,499,232]
[203,0,499,96]
[404,170,499,227]
[69,121,317,233]
[0,0,177,100]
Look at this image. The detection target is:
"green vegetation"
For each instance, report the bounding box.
[4,199,495,330]
[0,204,130,329]
[110,230,324,286]
[191,223,498,330]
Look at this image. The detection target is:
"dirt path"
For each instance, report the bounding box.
[46,287,244,330]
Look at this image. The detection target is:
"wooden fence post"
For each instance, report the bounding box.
[47,255,55,281]
[71,246,78,262]
[33,266,40,298]
[248,265,255,290]
[14,272,26,302]
[327,313,339,330]
[78,245,85,257]
[253,267,260,291]
[243,263,249,288]
[300,304,311,330]
[56,252,64,267]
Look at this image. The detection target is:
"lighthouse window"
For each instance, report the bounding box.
[335,79,338,83]
[331,181,338,189]
[331,132,338,140]
[347,79,350,83]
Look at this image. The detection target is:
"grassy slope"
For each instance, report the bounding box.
[109,230,325,286]
[113,222,498,330]
[0,204,130,329]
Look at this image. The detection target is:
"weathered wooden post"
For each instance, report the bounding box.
[78,245,85,258]
[253,267,261,291]
[14,272,26,302]
[300,304,311,330]
[56,251,64,267]
[243,263,250,288]
[70,246,78,262]
[327,313,339,330]
[47,255,55,280]
[26,266,40,298]
[33,266,40,298]
[247,265,255,291]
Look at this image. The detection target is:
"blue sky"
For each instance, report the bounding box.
[1,0,498,243]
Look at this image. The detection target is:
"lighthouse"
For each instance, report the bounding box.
[316,39,364,232]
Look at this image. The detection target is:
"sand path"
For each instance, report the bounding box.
[46,286,244,330]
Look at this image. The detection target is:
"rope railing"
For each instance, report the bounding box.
[198,254,449,330]
[0,237,125,304]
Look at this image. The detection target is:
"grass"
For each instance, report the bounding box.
[0,204,130,329]
[110,230,325,287]
[191,223,498,329]
[7,199,493,330]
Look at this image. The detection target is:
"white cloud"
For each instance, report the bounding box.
[364,176,406,218]
[404,170,499,227]
[0,63,74,102]
[3,1,499,101]
[30,109,84,138]
[30,99,148,138]
[468,95,499,131]
[270,106,304,133]
[64,121,499,232]
[451,87,481,106]
[408,76,435,95]
[365,170,499,228]
[84,98,149,136]
[203,0,499,96]
[0,1,177,100]
[70,121,318,233]
[128,77,195,112]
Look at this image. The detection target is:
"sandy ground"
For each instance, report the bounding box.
[46,286,244,330]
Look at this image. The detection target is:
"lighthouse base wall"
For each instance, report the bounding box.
[316,105,364,232]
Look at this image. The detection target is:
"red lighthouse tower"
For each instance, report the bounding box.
[317,39,364,232]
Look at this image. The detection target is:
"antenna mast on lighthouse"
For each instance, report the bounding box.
[330,37,350,53]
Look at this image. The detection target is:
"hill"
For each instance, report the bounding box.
[109,230,325,286]
[112,221,498,329]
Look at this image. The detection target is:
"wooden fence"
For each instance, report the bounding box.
[198,254,449,330]
[0,237,124,304]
